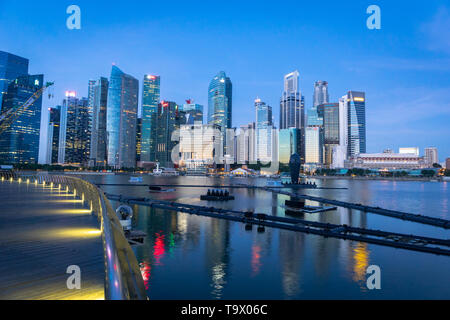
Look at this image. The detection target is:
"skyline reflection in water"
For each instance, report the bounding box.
[87,175,450,299]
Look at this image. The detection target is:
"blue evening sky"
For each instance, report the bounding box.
[0,0,449,162]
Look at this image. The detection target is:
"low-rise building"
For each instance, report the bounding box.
[347,152,427,170]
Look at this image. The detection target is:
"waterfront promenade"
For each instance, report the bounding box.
[0,179,104,300]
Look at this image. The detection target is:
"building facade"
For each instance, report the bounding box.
[179,122,222,168]
[278,128,301,165]
[280,71,305,163]
[305,126,323,165]
[152,101,186,167]
[48,106,61,164]
[106,66,139,169]
[141,75,160,162]
[313,80,329,108]
[318,103,339,167]
[182,100,203,124]
[0,51,29,111]
[424,147,438,166]
[255,98,273,162]
[0,74,43,164]
[88,77,109,167]
[346,91,366,157]
[59,94,90,165]
[347,152,427,170]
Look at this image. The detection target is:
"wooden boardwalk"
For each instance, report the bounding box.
[0,180,105,300]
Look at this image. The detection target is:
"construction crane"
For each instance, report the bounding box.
[0,82,54,135]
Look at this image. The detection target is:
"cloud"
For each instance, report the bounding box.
[421,6,450,54]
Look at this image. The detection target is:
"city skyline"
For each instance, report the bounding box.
[0,1,449,162]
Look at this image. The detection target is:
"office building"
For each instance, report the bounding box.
[141,75,160,162]
[179,122,222,168]
[106,66,139,169]
[152,101,186,167]
[446,158,450,170]
[182,100,203,124]
[47,106,61,164]
[346,91,366,157]
[280,71,305,163]
[237,123,256,164]
[208,71,232,154]
[313,81,329,108]
[305,126,323,165]
[424,147,438,166]
[278,128,301,165]
[88,77,109,167]
[0,74,43,164]
[58,93,90,165]
[255,98,273,162]
[0,51,29,111]
[318,103,339,167]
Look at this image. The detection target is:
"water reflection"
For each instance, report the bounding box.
[205,220,231,299]
[95,175,450,299]
[279,231,305,298]
[352,243,370,290]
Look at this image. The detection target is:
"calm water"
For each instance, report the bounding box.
[85,175,450,299]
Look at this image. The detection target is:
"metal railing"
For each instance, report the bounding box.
[1,172,147,300]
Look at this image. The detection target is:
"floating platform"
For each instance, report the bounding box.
[200,195,235,201]
[105,193,450,256]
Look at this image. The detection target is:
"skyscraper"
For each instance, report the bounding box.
[346,91,366,157]
[208,71,232,154]
[106,66,139,169]
[152,101,186,167]
[313,81,329,108]
[280,71,305,163]
[0,74,43,164]
[88,77,109,167]
[424,147,438,166]
[58,93,90,165]
[255,98,273,162]
[317,103,339,166]
[48,106,61,164]
[182,100,203,125]
[305,126,323,165]
[141,75,160,162]
[0,51,29,111]
[278,128,301,165]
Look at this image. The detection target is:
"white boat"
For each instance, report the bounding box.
[129,177,143,183]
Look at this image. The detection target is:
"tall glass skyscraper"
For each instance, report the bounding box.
[141,75,160,162]
[278,128,301,165]
[48,106,61,164]
[318,103,339,166]
[313,81,329,108]
[106,65,139,169]
[255,98,273,162]
[0,74,43,164]
[182,100,203,125]
[0,51,29,112]
[88,77,109,167]
[152,101,186,167]
[58,94,90,165]
[346,91,366,157]
[280,71,305,163]
[208,71,232,156]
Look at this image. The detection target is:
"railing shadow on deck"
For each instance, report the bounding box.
[0,172,148,301]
